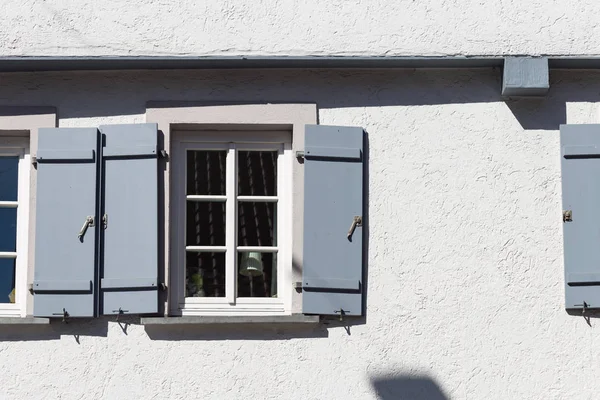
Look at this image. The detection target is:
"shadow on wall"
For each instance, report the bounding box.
[0,68,504,120]
[0,316,330,342]
[504,69,600,130]
[0,69,500,112]
[0,68,600,130]
[565,308,600,327]
[144,322,328,341]
[371,375,448,400]
[1,68,594,130]
[504,98,561,131]
[0,317,111,342]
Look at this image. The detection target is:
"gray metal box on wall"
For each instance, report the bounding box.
[502,57,549,96]
[302,125,365,317]
[560,124,600,310]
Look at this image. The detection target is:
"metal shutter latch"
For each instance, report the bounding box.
[347,216,363,239]
[77,216,95,240]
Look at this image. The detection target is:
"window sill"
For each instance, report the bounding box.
[140,314,319,325]
[0,317,50,325]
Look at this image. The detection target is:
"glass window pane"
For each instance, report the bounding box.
[186,202,225,246]
[0,258,16,304]
[0,208,17,252]
[187,150,226,195]
[0,157,18,201]
[186,252,225,298]
[237,252,276,298]
[238,202,276,247]
[238,151,277,196]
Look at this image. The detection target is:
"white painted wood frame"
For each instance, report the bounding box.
[172,132,291,315]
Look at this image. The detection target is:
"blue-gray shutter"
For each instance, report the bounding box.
[33,128,99,318]
[302,125,365,316]
[561,124,600,310]
[99,123,158,315]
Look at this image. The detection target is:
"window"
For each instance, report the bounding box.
[0,138,29,317]
[171,131,292,315]
[148,103,318,318]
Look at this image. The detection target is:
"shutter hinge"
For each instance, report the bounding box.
[31,155,37,166]
[159,149,169,160]
[295,151,305,161]
[102,213,108,229]
[563,210,573,222]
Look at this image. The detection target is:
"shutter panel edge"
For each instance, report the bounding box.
[561,124,600,310]
[99,123,159,315]
[33,127,99,318]
[301,124,365,317]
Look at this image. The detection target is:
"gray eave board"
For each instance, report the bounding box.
[0,56,503,72]
[3,55,600,72]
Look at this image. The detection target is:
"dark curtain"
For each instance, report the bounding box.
[186,150,277,298]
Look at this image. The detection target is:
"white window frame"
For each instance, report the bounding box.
[0,138,30,317]
[171,130,292,316]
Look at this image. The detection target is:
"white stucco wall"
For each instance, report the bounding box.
[1,0,600,57]
[0,68,595,399]
[0,1,599,398]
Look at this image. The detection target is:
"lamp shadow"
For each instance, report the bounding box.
[371,375,449,400]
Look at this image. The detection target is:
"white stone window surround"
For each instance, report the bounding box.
[146,103,317,317]
[0,107,55,320]
[171,131,292,315]
[0,139,29,317]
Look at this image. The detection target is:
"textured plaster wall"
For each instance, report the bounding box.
[0,68,597,399]
[1,0,600,57]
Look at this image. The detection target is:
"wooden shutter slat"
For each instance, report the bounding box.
[99,123,159,315]
[33,127,99,317]
[302,125,365,316]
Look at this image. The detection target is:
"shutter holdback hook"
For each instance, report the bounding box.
[52,308,69,323]
[334,309,347,322]
[113,307,129,322]
[575,302,592,326]
[576,301,590,316]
